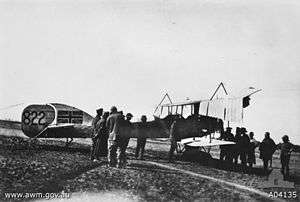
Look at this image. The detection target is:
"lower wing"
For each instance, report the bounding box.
[180,137,235,147]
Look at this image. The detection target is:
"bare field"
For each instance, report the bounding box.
[0,129,299,201]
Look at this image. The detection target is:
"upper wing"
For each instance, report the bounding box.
[35,123,92,138]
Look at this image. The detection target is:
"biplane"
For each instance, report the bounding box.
[152,83,262,154]
[153,100,234,155]
[20,83,261,153]
[20,101,227,148]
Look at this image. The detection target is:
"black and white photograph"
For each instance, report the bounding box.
[0,0,299,201]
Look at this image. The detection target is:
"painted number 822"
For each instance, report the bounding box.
[22,110,46,125]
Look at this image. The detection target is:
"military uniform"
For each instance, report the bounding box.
[223,130,235,162]
[279,137,294,177]
[90,112,102,161]
[247,135,259,167]
[119,114,133,166]
[106,112,124,167]
[259,134,276,170]
[97,114,109,157]
[135,116,147,160]
[219,128,234,161]
[239,133,250,166]
[233,127,241,164]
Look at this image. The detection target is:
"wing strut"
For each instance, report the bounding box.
[210,82,228,100]
[209,82,230,128]
[154,93,173,114]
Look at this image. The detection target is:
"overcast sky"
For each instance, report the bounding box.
[1,0,300,143]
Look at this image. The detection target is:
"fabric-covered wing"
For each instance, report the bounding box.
[180,137,235,147]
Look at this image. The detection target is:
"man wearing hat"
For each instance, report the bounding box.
[168,116,181,162]
[135,115,148,160]
[96,111,110,158]
[247,132,260,168]
[118,113,134,167]
[90,108,103,161]
[259,132,276,170]
[219,127,235,162]
[233,127,242,164]
[239,127,250,167]
[278,135,294,178]
[106,106,124,167]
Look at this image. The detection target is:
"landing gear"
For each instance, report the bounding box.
[65,138,73,147]
[200,146,212,154]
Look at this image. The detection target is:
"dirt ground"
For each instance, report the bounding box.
[0,131,299,202]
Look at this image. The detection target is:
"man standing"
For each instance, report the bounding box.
[168,117,180,162]
[135,115,147,160]
[96,111,110,158]
[247,132,260,168]
[90,108,103,161]
[106,106,124,167]
[278,135,294,179]
[233,127,241,164]
[259,132,276,170]
[119,113,133,167]
[219,127,235,161]
[224,127,235,162]
[239,127,250,167]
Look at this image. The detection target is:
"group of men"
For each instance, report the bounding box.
[90,106,294,176]
[220,127,295,177]
[90,106,148,168]
[219,127,260,168]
